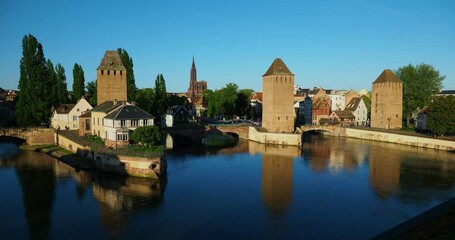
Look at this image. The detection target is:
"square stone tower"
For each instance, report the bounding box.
[371,69,403,129]
[262,58,295,133]
[97,50,127,105]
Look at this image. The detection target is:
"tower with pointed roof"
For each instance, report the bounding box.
[262,58,295,133]
[97,50,127,105]
[371,69,403,129]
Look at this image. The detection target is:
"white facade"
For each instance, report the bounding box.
[350,98,368,126]
[329,94,345,112]
[50,98,93,130]
[103,118,154,142]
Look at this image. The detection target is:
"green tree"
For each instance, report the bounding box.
[16,34,50,126]
[46,59,58,106]
[131,126,162,147]
[168,94,190,108]
[395,63,445,126]
[135,88,154,114]
[117,48,137,101]
[153,74,168,118]
[361,95,371,121]
[72,63,85,101]
[235,88,254,117]
[204,83,240,117]
[426,96,455,137]
[55,63,69,105]
[86,80,97,106]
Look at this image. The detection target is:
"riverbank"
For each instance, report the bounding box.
[19,144,95,170]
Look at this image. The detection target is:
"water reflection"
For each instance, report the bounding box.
[0,145,165,238]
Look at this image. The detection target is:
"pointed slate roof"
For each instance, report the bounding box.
[97,50,127,71]
[373,69,402,84]
[345,97,363,111]
[263,58,294,76]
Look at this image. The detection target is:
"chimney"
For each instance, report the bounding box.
[114,99,118,105]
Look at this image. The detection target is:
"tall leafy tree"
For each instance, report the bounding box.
[204,83,239,117]
[86,80,97,106]
[16,34,50,126]
[235,88,254,117]
[135,88,154,114]
[117,48,137,101]
[395,63,445,126]
[426,96,455,137]
[55,63,68,105]
[153,74,168,118]
[72,63,85,102]
[46,59,58,106]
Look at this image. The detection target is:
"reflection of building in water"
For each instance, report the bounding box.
[256,143,298,215]
[369,143,401,198]
[91,173,165,232]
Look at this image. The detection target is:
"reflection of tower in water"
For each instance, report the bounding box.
[369,144,400,198]
[258,144,298,215]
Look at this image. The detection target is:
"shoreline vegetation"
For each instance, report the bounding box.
[202,132,238,147]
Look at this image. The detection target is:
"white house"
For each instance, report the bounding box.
[161,105,190,128]
[103,104,155,148]
[50,97,93,130]
[329,93,345,112]
[345,97,368,126]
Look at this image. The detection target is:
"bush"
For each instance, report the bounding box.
[131,126,162,147]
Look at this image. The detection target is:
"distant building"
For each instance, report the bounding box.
[78,111,91,137]
[187,58,207,116]
[50,97,92,130]
[329,93,345,111]
[345,97,368,126]
[262,58,295,133]
[371,69,403,129]
[299,96,313,126]
[97,50,127,105]
[312,98,330,125]
[415,106,428,130]
[344,89,361,107]
[162,105,190,128]
[436,90,455,97]
[91,100,125,138]
[250,92,263,120]
[329,110,356,126]
[358,89,370,97]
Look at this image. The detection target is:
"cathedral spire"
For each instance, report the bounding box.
[190,57,197,83]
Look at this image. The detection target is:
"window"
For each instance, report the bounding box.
[114,70,116,75]
[143,119,147,126]
[121,120,126,127]
[108,70,110,75]
[73,115,78,121]
[77,108,80,112]
[131,120,138,127]
[123,134,128,141]
[120,71,122,75]
[117,134,122,141]
[97,118,99,125]
[101,70,104,75]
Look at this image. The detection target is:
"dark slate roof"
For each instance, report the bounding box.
[440,90,455,95]
[334,110,355,119]
[105,105,155,120]
[373,69,402,84]
[263,58,294,76]
[91,101,124,113]
[96,50,127,71]
[168,105,189,116]
[55,104,75,114]
[345,97,362,111]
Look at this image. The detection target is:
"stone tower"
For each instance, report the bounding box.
[97,50,127,105]
[262,58,295,133]
[371,69,403,129]
[188,57,197,97]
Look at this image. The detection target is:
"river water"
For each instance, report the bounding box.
[1,135,455,239]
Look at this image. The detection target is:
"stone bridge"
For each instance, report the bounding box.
[0,128,55,145]
[162,125,206,142]
[205,125,250,140]
[299,125,346,136]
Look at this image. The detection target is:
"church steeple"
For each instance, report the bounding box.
[190,57,197,83]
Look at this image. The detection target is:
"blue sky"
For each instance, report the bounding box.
[1,0,454,92]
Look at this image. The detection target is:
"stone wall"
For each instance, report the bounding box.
[345,128,455,151]
[249,127,301,147]
[97,69,127,104]
[0,128,54,145]
[55,132,90,157]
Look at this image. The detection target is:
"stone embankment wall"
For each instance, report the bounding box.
[248,127,301,147]
[0,128,54,145]
[345,128,455,151]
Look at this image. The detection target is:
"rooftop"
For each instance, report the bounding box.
[96,50,127,71]
[373,69,402,84]
[263,58,294,77]
[55,104,75,114]
[105,105,155,120]
[91,100,124,113]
